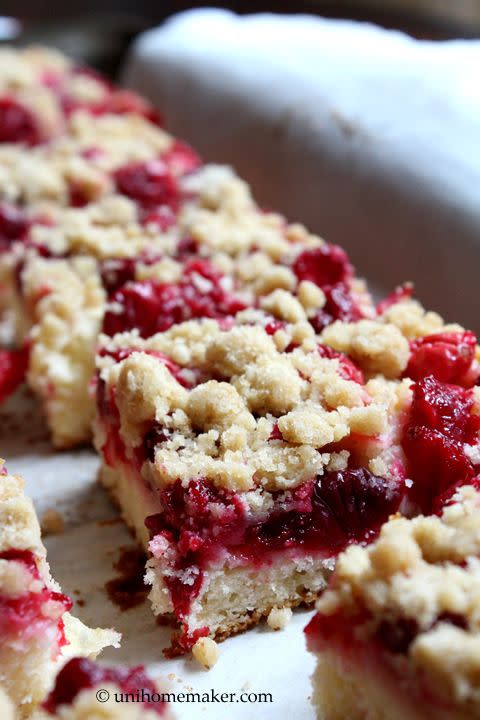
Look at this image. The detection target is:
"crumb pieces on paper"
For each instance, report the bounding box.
[41,507,65,535]
[192,637,220,670]
[267,606,292,630]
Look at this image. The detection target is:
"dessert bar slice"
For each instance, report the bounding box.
[0,462,120,713]
[37,657,173,719]
[94,311,412,653]
[306,483,480,720]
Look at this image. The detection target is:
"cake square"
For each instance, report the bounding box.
[0,462,119,713]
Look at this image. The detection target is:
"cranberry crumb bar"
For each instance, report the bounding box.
[0,462,119,713]
[306,483,480,720]
[93,306,418,653]
[36,657,173,719]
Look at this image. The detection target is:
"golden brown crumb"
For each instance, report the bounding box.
[267,606,293,630]
[40,508,65,536]
[192,637,220,669]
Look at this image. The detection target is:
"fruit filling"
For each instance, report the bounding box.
[0,549,72,647]
[0,204,30,252]
[0,346,29,404]
[145,469,404,629]
[0,97,41,145]
[113,142,200,221]
[405,331,479,386]
[292,245,364,330]
[43,657,167,715]
[102,259,249,337]
[402,375,480,513]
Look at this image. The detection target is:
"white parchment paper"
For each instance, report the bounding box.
[2,388,315,719]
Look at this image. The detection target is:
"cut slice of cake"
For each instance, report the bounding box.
[306,483,480,720]
[93,310,412,654]
[0,462,120,714]
[36,657,173,719]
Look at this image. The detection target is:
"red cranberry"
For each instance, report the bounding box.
[376,283,413,315]
[402,375,480,513]
[0,204,30,251]
[0,98,41,145]
[405,331,478,387]
[103,260,248,337]
[104,90,164,126]
[0,346,29,403]
[317,344,364,384]
[99,258,137,296]
[175,236,199,260]
[310,283,363,332]
[143,424,171,463]
[293,245,353,287]
[376,618,418,654]
[162,140,201,175]
[311,468,404,542]
[42,658,165,715]
[114,159,179,210]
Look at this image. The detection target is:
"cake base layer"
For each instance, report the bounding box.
[99,462,333,642]
[311,649,471,720]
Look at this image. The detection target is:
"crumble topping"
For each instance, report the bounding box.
[321,320,410,379]
[315,485,480,708]
[99,318,402,493]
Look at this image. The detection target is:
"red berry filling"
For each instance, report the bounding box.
[0,203,30,252]
[292,245,363,331]
[0,549,72,647]
[317,344,365,384]
[145,469,403,634]
[0,346,29,404]
[405,331,478,387]
[402,375,480,513]
[293,245,353,287]
[43,658,167,715]
[102,259,248,337]
[376,283,413,315]
[114,158,179,212]
[0,97,41,145]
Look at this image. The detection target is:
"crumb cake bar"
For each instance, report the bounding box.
[0,462,119,713]
[93,309,411,652]
[306,484,480,720]
[36,657,173,719]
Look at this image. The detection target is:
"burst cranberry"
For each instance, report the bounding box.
[104,89,164,126]
[317,344,364,384]
[143,424,171,463]
[42,658,166,715]
[376,283,413,315]
[0,98,41,145]
[293,245,353,287]
[163,140,201,175]
[103,260,247,337]
[114,159,179,210]
[175,236,198,260]
[376,618,418,654]
[0,346,29,403]
[405,331,478,386]
[310,283,363,332]
[99,257,137,296]
[0,204,29,251]
[311,468,404,542]
[402,375,480,513]
[432,475,480,515]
